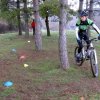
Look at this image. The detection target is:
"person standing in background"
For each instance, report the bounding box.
[31,19,35,36]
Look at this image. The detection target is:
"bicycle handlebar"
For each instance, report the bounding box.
[89,38,98,42]
[82,38,98,45]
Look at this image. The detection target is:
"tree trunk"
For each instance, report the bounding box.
[86,0,89,10]
[23,0,29,38]
[59,0,69,69]
[17,0,22,35]
[88,0,94,36]
[45,15,50,36]
[78,0,84,14]
[33,0,42,50]
[89,0,94,20]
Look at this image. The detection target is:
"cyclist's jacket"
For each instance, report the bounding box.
[76,18,100,40]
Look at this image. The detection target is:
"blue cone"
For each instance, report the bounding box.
[3,81,13,87]
[11,48,16,53]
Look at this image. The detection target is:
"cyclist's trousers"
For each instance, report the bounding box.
[77,32,90,53]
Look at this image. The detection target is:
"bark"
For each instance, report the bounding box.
[45,15,50,36]
[17,0,22,35]
[33,0,42,50]
[59,0,69,69]
[23,0,29,38]
[78,0,84,14]
[89,0,94,19]
[88,0,94,36]
[86,0,89,10]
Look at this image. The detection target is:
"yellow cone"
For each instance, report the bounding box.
[28,41,30,43]
[24,64,29,68]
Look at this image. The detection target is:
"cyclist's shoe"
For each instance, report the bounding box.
[98,34,100,40]
[76,53,82,62]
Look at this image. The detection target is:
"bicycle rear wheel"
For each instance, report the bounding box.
[74,46,84,66]
[90,50,98,77]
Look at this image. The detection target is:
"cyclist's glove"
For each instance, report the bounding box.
[98,34,100,40]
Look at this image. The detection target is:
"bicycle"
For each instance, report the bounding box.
[74,38,99,77]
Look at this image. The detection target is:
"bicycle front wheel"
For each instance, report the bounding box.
[74,46,84,66]
[90,50,98,77]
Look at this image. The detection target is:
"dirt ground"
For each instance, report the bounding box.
[0,35,100,100]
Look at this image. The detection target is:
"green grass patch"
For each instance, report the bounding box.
[0,31,100,99]
[0,87,16,97]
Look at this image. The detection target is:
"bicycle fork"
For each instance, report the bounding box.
[90,42,98,65]
[93,49,98,65]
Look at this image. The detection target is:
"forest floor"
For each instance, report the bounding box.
[0,31,100,100]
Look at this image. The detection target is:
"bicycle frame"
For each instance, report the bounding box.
[81,38,98,60]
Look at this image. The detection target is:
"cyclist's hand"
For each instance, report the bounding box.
[98,34,100,40]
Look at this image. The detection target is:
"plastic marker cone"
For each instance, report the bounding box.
[3,81,13,87]
[24,64,29,68]
[28,41,30,43]
[20,55,26,60]
[11,48,16,53]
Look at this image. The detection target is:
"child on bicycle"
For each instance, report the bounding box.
[76,10,100,61]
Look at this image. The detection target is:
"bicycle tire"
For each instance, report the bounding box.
[74,46,84,66]
[90,50,98,77]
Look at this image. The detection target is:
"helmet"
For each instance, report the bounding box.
[80,10,88,17]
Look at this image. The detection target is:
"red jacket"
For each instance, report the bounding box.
[31,22,35,28]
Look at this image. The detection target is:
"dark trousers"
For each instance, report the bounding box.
[77,32,90,53]
[33,27,35,35]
